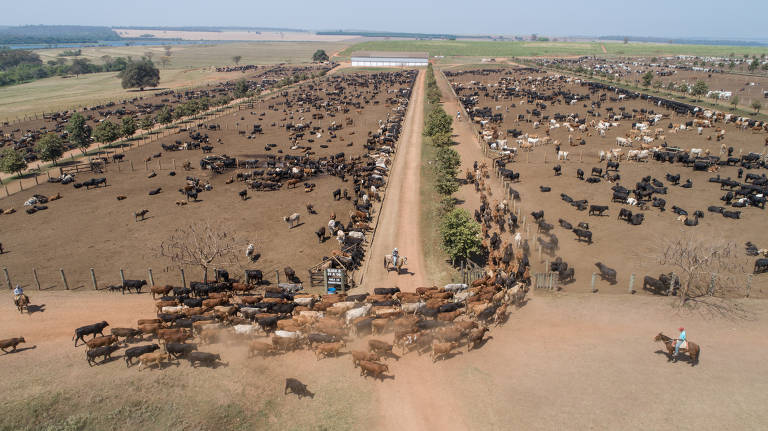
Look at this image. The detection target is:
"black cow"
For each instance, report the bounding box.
[122,279,147,294]
[591,167,602,177]
[618,208,632,222]
[285,378,315,399]
[166,342,198,358]
[124,344,160,366]
[73,321,110,346]
[586,177,601,184]
[553,165,562,176]
[723,210,741,219]
[708,206,725,214]
[187,352,222,368]
[573,228,592,244]
[86,344,121,366]
[540,186,551,192]
[559,267,575,283]
[588,205,608,216]
[239,189,248,200]
[333,188,341,200]
[595,262,616,283]
[576,168,584,180]
[671,206,687,216]
[652,198,666,211]
[531,211,544,222]
[315,227,326,243]
[606,161,619,171]
[755,259,768,274]
[666,173,680,185]
[642,276,666,294]
[374,287,400,295]
[558,219,573,230]
[629,213,644,225]
[245,270,263,285]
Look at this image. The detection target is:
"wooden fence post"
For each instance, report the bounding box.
[3,268,11,289]
[148,268,155,286]
[667,272,675,296]
[628,273,635,294]
[276,270,280,285]
[119,269,126,286]
[708,274,716,296]
[60,269,69,290]
[180,268,186,288]
[90,268,98,290]
[745,274,752,298]
[130,161,134,171]
[591,272,597,293]
[33,268,41,290]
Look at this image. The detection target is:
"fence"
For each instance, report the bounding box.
[533,272,560,291]
[461,260,486,286]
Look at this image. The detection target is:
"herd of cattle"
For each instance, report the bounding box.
[450,67,768,293]
[67,276,528,380]
[0,64,334,166]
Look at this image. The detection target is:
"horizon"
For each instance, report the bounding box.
[2,0,766,40]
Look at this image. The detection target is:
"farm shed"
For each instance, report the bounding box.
[350,51,428,67]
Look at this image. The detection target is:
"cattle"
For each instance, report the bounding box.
[652,198,666,211]
[248,341,275,358]
[576,168,584,180]
[110,328,141,344]
[558,218,573,230]
[630,213,644,225]
[431,341,459,362]
[134,209,149,221]
[166,342,197,358]
[187,351,222,368]
[754,259,768,274]
[595,262,617,283]
[539,186,551,192]
[0,337,25,353]
[315,226,326,243]
[137,352,172,371]
[283,213,300,228]
[359,360,390,380]
[284,378,315,399]
[368,339,395,359]
[122,279,147,294]
[315,342,345,360]
[150,285,173,299]
[86,344,120,366]
[723,210,741,219]
[245,269,263,285]
[572,228,592,244]
[586,177,601,184]
[467,327,490,351]
[591,167,603,177]
[618,208,632,222]
[588,205,608,216]
[643,276,668,294]
[73,321,109,346]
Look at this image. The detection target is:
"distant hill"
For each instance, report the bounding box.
[599,35,768,47]
[113,26,307,33]
[317,30,463,40]
[0,25,120,44]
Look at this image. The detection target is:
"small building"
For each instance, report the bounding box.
[350,51,429,67]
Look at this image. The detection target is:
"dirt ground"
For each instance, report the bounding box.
[0,70,416,292]
[1,63,768,431]
[444,66,768,298]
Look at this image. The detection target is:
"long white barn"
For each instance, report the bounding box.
[350,51,429,67]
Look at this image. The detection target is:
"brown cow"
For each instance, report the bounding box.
[350,350,380,367]
[240,296,263,305]
[231,283,253,293]
[160,332,191,344]
[272,336,299,352]
[154,300,178,312]
[431,341,458,362]
[467,327,490,351]
[0,337,25,353]
[137,318,161,326]
[150,285,173,299]
[137,352,172,371]
[359,360,389,380]
[315,342,345,360]
[371,319,389,335]
[85,335,118,351]
[248,341,275,358]
[437,310,462,322]
[111,328,141,344]
[202,298,226,309]
[138,323,161,337]
[368,339,395,359]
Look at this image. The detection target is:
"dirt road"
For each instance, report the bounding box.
[359,69,428,291]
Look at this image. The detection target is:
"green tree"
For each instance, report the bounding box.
[66,112,91,153]
[666,81,676,91]
[312,50,329,62]
[730,95,739,108]
[234,78,249,98]
[138,116,154,131]
[232,55,242,65]
[641,71,654,87]
[435,171,459,196]
[749,58,760,71]
[92,120,121,144]
[691,80,708,100]
[35,133,65,165]
[121,116,137,137]
[156,106,172,124]
[425,107,452,137]
[69,58,92,76]
[436,147,461,176]
[440,208,482,264]
[652,79,662,89]
[118,58,160,91]
[678,83,689,94]
[728,61,735,69]
[752,101,762,113]
[431,130,452,147]
[0,148,27,178]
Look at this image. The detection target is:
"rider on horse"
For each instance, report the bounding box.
[13,285,23,305]
[392,248,399,267]
[674,327,686,357]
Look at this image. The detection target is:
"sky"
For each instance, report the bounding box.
[3,0,767,40]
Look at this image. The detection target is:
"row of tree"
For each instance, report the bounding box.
[422,65,482,265]
[0,48,134,87]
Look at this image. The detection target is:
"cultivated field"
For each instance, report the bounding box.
[342,40,768,59]
[114,29,360,42]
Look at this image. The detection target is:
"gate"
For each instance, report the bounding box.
[461,260,486,285]
[533,272,560,290]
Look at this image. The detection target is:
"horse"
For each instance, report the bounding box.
[384,255,407,273]
[15,294,29,314]
[654,332,700,365]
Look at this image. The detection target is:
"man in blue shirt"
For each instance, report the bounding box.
[13,285,23,305]
[391,248,399,267]
[674,327,686,357]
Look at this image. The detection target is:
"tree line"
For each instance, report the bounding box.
[422,64,482,265]
[0,48,131,87]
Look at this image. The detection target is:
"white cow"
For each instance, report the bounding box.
[557,151,569,161]
[616,137,632,147]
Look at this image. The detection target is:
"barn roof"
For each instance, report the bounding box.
[350,51,429,59]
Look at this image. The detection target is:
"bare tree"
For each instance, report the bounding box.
[232,55,242,65]
[658,232,748,305]
[160,56,171,69]
[163,45,172,57]
[159,221,244,282]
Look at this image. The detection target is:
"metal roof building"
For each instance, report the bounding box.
[350,51,429,67]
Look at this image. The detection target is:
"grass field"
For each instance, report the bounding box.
[36,41,351,69]
[0,42,350,120]
[341,40,768,58]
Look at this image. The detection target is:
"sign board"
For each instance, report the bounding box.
[324,268,346,294]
